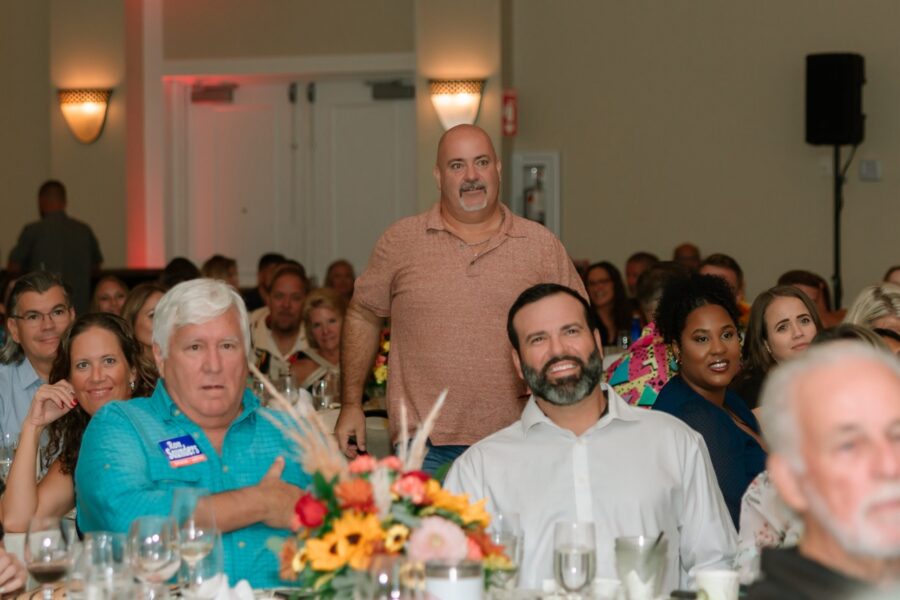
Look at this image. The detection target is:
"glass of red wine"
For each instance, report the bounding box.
[25,516,74,600]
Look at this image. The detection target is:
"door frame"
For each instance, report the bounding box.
[139,0,415,267]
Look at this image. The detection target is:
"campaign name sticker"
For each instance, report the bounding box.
[158,435,207,468]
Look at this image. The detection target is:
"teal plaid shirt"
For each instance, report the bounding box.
[75,381,310,588]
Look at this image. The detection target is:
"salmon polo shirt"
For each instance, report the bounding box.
[353,202,586,446]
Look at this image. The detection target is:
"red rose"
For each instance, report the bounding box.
[294,493,328,529]
[402,470,431,483]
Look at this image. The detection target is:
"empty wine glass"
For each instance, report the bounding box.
[25,516,74,600]
[553,521,596,598]
[128,515,181,599]
[171,488,218,594]
[83,531,132,599]
[487,512,523,595]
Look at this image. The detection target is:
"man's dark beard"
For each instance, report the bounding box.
[521,350,604,406]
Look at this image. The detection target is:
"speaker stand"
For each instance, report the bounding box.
[832,145,844,309]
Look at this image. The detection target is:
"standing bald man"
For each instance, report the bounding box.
[336,125,585,473]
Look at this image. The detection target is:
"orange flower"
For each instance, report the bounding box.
[467,529,505,558]
[279,538,302,581]
[335,478,376,512]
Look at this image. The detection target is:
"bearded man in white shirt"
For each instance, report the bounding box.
[445,283,737,592]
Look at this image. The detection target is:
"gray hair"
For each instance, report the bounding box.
[151,278,250,359]
[0,271,71,364]
[844,283,900,328]
[759,341,900,469]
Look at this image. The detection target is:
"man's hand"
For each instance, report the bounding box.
[335,404,366,458]
[0,549,26,596]
[256,457,303,530]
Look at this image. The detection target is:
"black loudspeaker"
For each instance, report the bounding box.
[806,53,865,145]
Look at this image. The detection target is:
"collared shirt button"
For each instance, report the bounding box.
[104,464,110,470]
[173,409,181,416]
[238,541,246,549]
[223,465,229,473]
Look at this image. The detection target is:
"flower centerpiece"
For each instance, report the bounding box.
[250,365,512,598]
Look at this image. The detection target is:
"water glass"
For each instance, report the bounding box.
[312,372,339,410]
[128,516,181,599]
[83,531,133,599]
[280,376,302,406]
[0,432,18,481]
[486,512,523,594]
[25,516,74,600]
[614,535,668,600]
[354,554,412,600]
[553,521,596,597]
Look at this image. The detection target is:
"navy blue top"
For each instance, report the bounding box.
[653,375,766,528]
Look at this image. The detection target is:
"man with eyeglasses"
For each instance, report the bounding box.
[0,271,74,437]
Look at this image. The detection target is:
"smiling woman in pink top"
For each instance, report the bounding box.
[1,313,156,532]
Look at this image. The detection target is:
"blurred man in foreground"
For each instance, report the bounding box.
[749,342,900,598]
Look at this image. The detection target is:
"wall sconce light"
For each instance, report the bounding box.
[429,79,485,130]
[58,89,112,144]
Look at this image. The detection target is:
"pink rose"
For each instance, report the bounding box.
[349,455,378,474]
[392,474,427,503]
[406,517,468,564]
[379,456,403,471]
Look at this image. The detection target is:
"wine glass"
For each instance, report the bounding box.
[487,512,523,596]
[82,531,133,599]
[128,515,181,599]
[25,516,74,600]
[312,375,335,411]
[0,432,18,481]
[171,488,218,594]
[553,521,596,598]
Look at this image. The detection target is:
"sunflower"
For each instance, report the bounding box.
[384,523,410,553]
[332,512,385,570]
[305,531,348,572]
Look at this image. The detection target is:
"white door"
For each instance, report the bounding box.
[305,80,416,284]
[183,83,295,285]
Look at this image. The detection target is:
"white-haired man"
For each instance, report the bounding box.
[75,279,308,588]
[747,342,900,598]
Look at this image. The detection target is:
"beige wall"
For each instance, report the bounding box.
[49,0,127,269]
[0,3,50,265]
[510,0,899,304]
[414,0,503,211]
[162,0,414,60]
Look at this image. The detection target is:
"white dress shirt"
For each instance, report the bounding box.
[444,386,737,592]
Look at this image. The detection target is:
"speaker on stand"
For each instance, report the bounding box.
[805,52,865,309]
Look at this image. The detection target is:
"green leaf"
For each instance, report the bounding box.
[389,503,422,529]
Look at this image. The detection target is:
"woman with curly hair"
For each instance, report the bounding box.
[585,261,633,347]
[1,313,156,532]
[653,273,766,528]
[732,286,824,410]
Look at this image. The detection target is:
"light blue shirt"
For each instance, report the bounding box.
[0,358,44,436]
[75,381,311,588]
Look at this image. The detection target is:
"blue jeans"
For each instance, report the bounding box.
[421,441,469,481]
